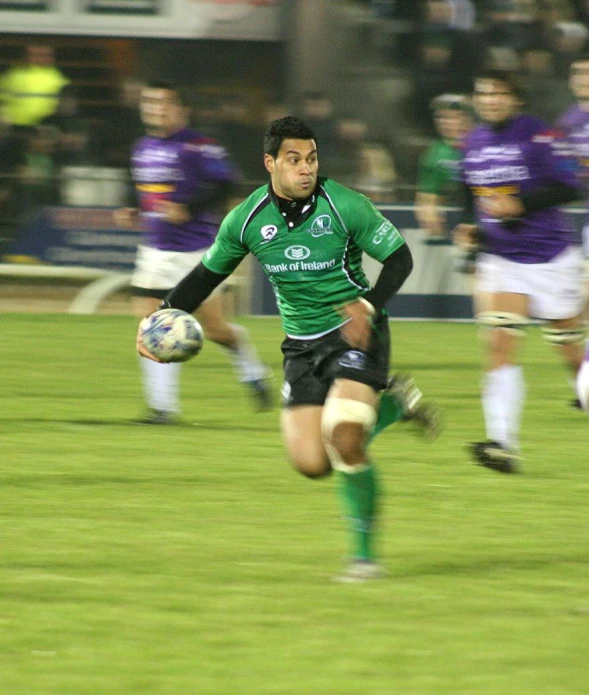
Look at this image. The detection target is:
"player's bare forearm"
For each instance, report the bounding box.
[415,193,445,236]
[479,193,524,219]
[452,223,479,251]
[113,207,139,229]
[155,201,191,225]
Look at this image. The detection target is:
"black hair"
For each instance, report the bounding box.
[473,69,527,104]
[144,80,190,107]
[263,116,317,158]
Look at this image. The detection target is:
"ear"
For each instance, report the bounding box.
[264,153,274,174]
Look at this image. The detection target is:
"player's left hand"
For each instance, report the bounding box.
[338,299,374,351]
[155,201,191,225]
[479,193,525,220]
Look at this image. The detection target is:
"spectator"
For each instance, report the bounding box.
[298,92,341,175]
[481,1,544,72]
[16,125,60,215]
[98,77,144,168]
[0,44,70,129]
[0,44,70,179]
[550,21,589,76]
[447,0,477,30]
[354,141,398,202]
[42,86,95,168]
[0,115,25,251]
[413,1,458,128]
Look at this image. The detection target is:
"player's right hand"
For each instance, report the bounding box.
[338,299,374,351]
[452,223,479,252]
[114,207,139,229]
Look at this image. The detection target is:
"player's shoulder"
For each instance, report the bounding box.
[464,124,490,149]
[430,138,460,160]
[131,135,153,156]
[180,129,228,158]
[320,177,381,224]
[513,114,560,142]
[320,177,366,204]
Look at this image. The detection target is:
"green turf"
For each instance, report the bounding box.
[1,315,587,694]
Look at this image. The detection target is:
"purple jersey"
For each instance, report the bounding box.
[557,104,589,210]
[131,127,236,252]
[462,114,578,263]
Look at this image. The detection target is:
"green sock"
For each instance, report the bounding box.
[370,392,405,441]
[337,463,379,561]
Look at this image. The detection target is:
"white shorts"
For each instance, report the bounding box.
[131,245,223,300]
[576,359,589,412]
[476,247,585,320]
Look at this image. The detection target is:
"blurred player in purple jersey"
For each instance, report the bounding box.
[557,55,589,408]
[115,82,270,423]
[455,70,585,473]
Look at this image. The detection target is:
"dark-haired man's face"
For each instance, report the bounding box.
[140,88,188,137]
[473,79,521,124]
[264,138,318,200]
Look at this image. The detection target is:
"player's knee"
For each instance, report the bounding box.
[297,465,333,480]
[477,311,528,337]
[289,455,332,479]
[542,325,586,347]
[330,422,366,463]
[321,398,376,471]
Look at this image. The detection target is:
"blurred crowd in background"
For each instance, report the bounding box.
[2,0,589,253]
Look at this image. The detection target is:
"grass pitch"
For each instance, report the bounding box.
[1,315,588,694]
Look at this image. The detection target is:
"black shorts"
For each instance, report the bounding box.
[281,312,390,408]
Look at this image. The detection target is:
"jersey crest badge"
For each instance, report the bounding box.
[309,215,333,237]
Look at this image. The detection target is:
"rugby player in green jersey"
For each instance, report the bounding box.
[138,116,440,582]
[415,94,473,238]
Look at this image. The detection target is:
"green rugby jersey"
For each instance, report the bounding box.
[417,139,463,201]
[203,178,406,338]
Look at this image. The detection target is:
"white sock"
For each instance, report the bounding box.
[223,324,267,383]
[577,361,589,411]
[482,365,525,451]
[139,356,181,413]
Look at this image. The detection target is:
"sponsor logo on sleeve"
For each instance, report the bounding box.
[372,220,394,245]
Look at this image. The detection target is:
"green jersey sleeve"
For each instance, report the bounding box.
[418,149,439,195]
[335,185,405,263]
[201,207,249,275]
